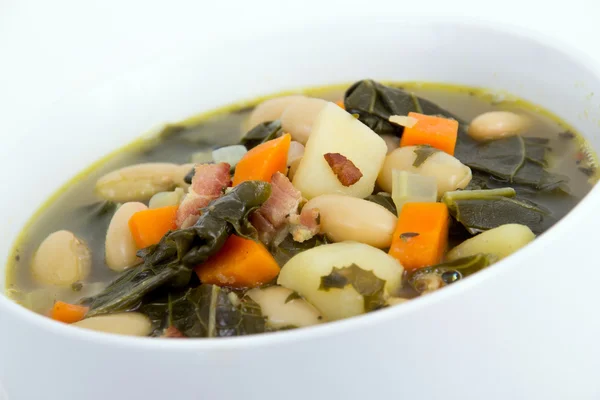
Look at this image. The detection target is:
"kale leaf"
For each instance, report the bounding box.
[82,181,271,316]
[319,264,387,312]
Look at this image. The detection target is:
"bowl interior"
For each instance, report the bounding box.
[1,19,599,289]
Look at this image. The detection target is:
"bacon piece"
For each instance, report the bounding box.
[323,153,363,186]
[290,207,320,243]
[250,172,301,243]
[251,172,321,244]
[162,326,186,338]
[176,163,231,228]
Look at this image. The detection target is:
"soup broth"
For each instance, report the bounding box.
[5,80,597,337]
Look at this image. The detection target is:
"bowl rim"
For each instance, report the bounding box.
[2,15,599,351]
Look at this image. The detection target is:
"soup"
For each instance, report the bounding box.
[5,80,597,337]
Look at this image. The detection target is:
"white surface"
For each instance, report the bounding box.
[2,3,600,400]
[1,0,600,118]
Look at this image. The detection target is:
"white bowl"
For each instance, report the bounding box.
[2,18,600,400]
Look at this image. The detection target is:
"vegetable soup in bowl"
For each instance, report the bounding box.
[2,19,600,400]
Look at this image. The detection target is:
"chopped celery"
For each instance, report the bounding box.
[391,170,437,214]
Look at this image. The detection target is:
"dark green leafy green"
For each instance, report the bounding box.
[365,193,397,215]
[558,131,575,139]
[442,188,552,234]
[408,254,496,294]
[82,181,272,316]
[142,285,268,338]
[454,131,568,192]
[579,166,596,177]
[457,135,526,181]
[241,120,283,150]
[344,80,460,137]
[344,80,567,193]
[413,145,440,167]
[270,234,329,266]
[524,137,550,167]
[319,264,387,311]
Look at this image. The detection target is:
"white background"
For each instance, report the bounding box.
[1,0,600,122]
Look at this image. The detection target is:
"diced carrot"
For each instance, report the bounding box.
[195,235,280,288]
[335,99,345,109]
[232,133,291,185]
[128,205,178,248]
[400,112,459,155]
[388,202,450,271]
[50,301,88,324]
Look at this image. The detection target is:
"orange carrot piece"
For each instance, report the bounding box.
[400,112,459,155]
[388,202,450,271]
[50,301,88,324]
[195,235,280,288]
[335,99,345,109]
[128,205,179,249]
[232,133,291,185]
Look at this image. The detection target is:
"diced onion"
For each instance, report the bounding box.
[389,115,418,128]
[212,145,248,168]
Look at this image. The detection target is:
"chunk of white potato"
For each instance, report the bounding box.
[303,194,397,248]
[72,313,152,337]
[245,95,306,131]
[105,202,148,271]
[377,146,472,197]
[447,224,535,261]
[292,102,387,199]
[278,242,403,320]
[246,286,323,328]
[468,111,529,141]
[31,230,91,286]
[281,97,328,144]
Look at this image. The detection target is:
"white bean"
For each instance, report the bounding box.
[287,141,305,166]
[246,95,306,130]
[149,187,185,209]
[72,313,152,336]
[377,146,472,196]
[246,286,323,328]
[447,224,535,261]
[303,194,397,248]
[280,97,328,144]
[468,111,529,141]
[381,134,400,154]
[105,202,147,271]
[96,163,181,202]
[31,230,91,286]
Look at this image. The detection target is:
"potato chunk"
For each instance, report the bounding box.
[278,242,403,320]
[292,103,387,199]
